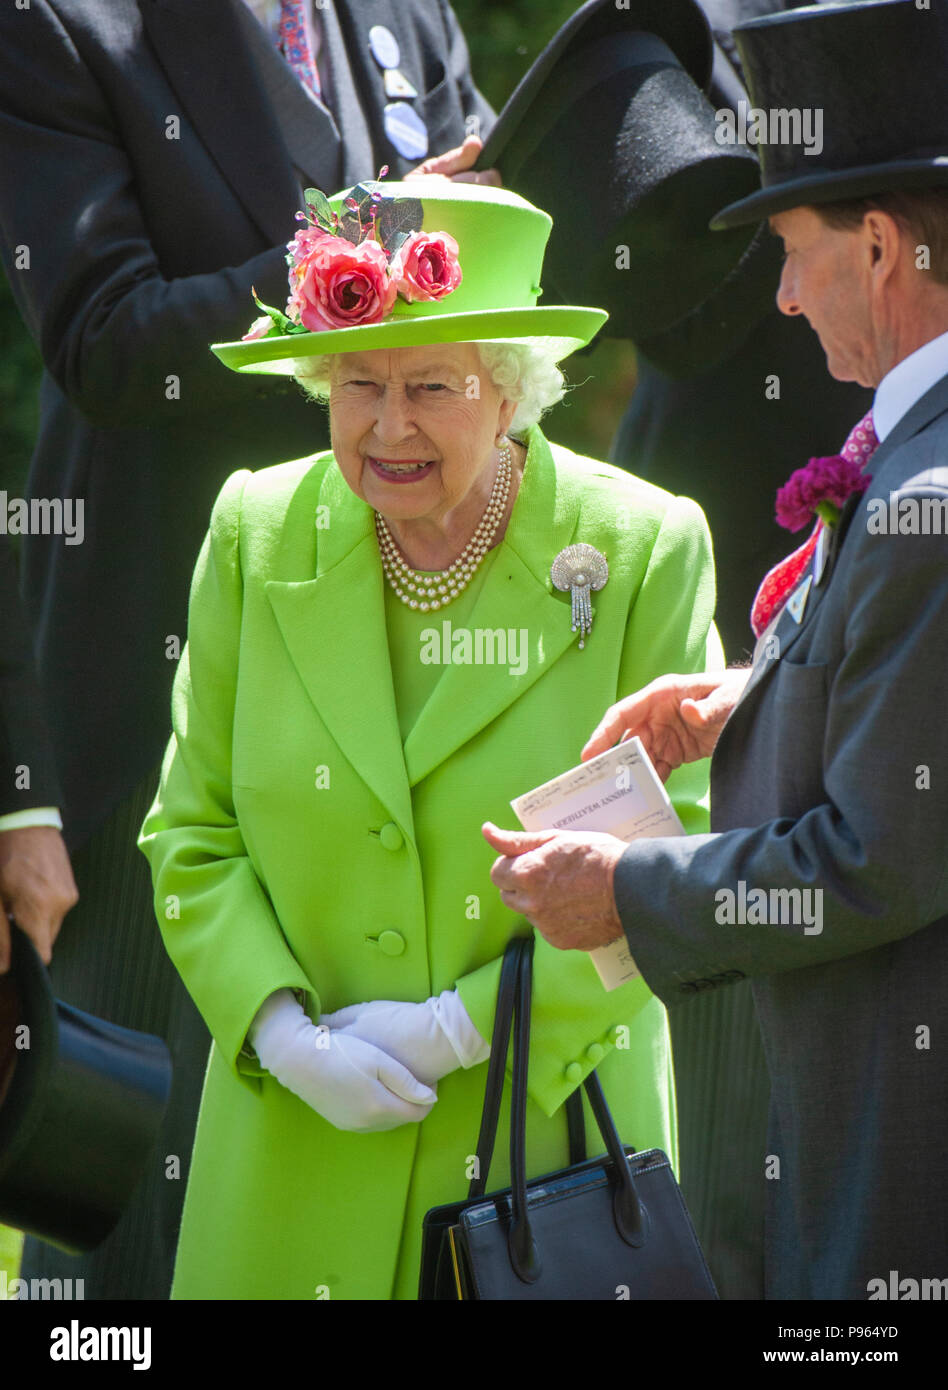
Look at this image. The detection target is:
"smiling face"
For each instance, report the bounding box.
[772,205,879,386]
[327,343,517,534]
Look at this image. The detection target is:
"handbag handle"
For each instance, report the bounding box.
[507,934,541,1278]
[469,936,649,1284]
[467,938,523,1201]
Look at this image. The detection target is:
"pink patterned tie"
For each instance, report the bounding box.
[278,0,321,97]
[750,411,878,638]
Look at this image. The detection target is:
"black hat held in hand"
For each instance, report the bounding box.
[0,925,172,1254]
[476,0,765,348]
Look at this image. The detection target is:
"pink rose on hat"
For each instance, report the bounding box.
[286,228,337,323]
[287,224,337,265]
[291,235,398,332]
[391,231,462,303]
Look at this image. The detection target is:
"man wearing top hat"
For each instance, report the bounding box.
[485,0,948,1299]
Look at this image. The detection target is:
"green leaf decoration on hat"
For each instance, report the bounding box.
[251,290,309,338]
[375,195,424,254]
[302,186,335,235]
[299,173,422,255]
[337,182,384,243]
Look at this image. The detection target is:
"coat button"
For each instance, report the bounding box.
[379,822,403,851]
[565,1061,582,1084]
[378,930,405,957]
[585,1043,605,1065]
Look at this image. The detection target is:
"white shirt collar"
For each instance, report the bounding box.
[241,0,277,35]
[873,327,948,442]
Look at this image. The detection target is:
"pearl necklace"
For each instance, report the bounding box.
[375,441,513,611]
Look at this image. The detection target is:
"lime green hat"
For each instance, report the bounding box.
[212,180,608,375]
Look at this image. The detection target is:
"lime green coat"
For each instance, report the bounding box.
[139,426,721,1300]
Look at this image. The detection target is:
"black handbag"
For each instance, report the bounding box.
[419,935,718,1299]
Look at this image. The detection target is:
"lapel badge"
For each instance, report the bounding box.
[384,68,419,99]
[369,25,401,70]
[384,102,428,159]
[812,525,829,586]
[786,573,812,625]
[551,545,608,649]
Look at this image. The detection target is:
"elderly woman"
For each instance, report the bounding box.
[139,180,721,1299]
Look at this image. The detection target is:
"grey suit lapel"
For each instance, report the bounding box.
[819,372,948,585]
[232,0,344,194]
[320,1,375,186]
[864,372,948,488]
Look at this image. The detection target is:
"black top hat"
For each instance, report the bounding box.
[712,0,948,229]
[0,926,172,1253]
[476,0,769,350]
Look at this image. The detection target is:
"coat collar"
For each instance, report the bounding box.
[264,430,584,829]
[736,370,948,710]
[140,0,301,246]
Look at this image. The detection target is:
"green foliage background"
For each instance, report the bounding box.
[0,0,635,498]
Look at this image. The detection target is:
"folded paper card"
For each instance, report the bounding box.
[510,738,684,990]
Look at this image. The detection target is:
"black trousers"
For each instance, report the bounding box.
[19,769,209,1299]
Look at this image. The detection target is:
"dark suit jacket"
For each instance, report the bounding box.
[0,0,491,847]
[0,536,60,817]
[611,0,872,662]
[614,371,948,1298]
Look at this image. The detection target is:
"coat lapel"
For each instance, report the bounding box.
[735,372,948,712]
[230,0,346,195]
[332,2,398,171]
[264,463,414,836]
[263,434,585,823]
[141,0,300,246]
[402,432,583,787]
[319,0,376,186]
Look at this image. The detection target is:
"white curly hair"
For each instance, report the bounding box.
[293,341,568,433]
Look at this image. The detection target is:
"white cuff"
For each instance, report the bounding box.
[0,807,63,832]
[431,989,490,1069]
[247,988,305,1061]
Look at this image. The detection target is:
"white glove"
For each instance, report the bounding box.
[319,990,490,1088]
[249,989,436,1132]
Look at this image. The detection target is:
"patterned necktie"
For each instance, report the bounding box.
[750,410,879,638]
[278,0,322,98]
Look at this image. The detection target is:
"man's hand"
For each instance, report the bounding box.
[581,668,752,781]
[482,822,626,953]
[405,134,502,186]
[0,826,79,972]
